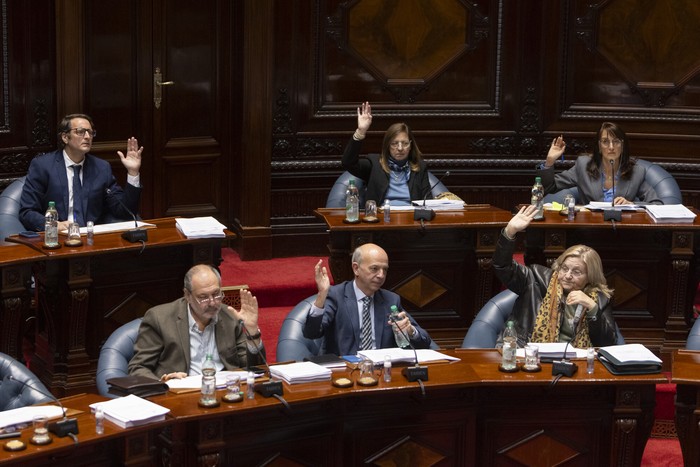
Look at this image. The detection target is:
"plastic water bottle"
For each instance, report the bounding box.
[587,347,595,374]
[199,353,217,406]
[86,220,94,245]
[383,199,391,223]
[94,406,104,435]
[246,371,255,399]
[501,320,517,370]
[44,201,59,247]
[567,196,576,222]
[345,179,359,222]
[383,356,392,382]
[389,305,410,348]
[531,177,544,220]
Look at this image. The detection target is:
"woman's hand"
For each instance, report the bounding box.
[504,205,539,238]
[545,135,566,167]
[565,290,596,311]
[356,102,372,136]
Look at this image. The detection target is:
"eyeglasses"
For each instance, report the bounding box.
[389,140,411,149]
[70,128,97,138]
[559,265,585,278]
[599,138,622,147]
[192,292,225,306]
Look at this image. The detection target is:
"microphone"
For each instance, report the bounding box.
[603,159,621,222]
[388,314,428,382]
[241,325,284,399]
[552,304,585,378]
[105,188,148,243]
[414,171,450,221]
[8,376,79,437]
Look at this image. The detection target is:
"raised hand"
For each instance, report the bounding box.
[545,135,566,167]
[117,137,143,176]
[313,259,331,308]
[505,204,539,238]
[228,289,259,334]
[356,101,372,135]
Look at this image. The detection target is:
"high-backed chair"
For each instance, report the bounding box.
[542,159,682,205]
[276,295,325,362]
[276,294,440,362]
[96,318,142,397]
[0,177,26,244]
[0,352,53,410]
[461,289,625,347]
[686,319,700,350]
[326,171,449,208]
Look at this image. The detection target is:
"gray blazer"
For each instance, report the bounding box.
[128,298,264,380]
[538,156,662,205]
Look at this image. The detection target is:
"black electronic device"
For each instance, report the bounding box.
[242,325,284,398]
[18,231,40,238]
[8,376,79,437]
[551,304,584,378]
[413,171,450,222]
[603,159,622,222]
[389,313,428,382]
[105,188,148,243]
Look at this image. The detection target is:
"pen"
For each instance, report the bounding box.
[0,432,21,439]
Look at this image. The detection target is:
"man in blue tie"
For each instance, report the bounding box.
[19,113,143,232]
[303,243,433,356]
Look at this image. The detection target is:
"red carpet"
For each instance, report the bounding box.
[219,248,334,362]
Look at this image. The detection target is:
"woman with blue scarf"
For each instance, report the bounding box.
[342,102,431,206]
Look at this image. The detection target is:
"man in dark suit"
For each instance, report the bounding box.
[19,113,143,232]
[128,264,265,382]
[303,243,432,356]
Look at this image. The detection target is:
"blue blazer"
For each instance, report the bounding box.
[302,281,433,356]
[19,149,142,231]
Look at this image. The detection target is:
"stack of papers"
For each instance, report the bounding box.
[516,342,586,361]
[597,344,662,375]
[61,220,155,235]
[89,394,170,428]
[175,217,227,238]
[269,361,332,384]
[644,204,696,223]
[584,201,641,211]
[0,406,64,430]
[357,348,460,364]
[165,370,262,390]
[411,199,465,211]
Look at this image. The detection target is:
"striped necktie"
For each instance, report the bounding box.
[360,296,373,350]
[72,165,85,226]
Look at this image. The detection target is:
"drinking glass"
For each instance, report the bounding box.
[223,374,242,402]
[31,415,51,445]
[364,200,378,221]
[524,344,539,370]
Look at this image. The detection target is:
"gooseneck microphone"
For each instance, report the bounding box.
[241,325,287,405]
[552,304,585,378]
[603,159,621,222]
[414,171,450,222]
[8,376,79,438]
[105,188,148,243]
[388,314,428,384]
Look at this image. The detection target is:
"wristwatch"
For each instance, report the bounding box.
[245,329,262,340]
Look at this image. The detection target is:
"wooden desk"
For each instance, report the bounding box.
[1,351,662,466]
[526,209,700,365]
[315,206,513,347]
[1,218,232,396]
[317,206,700,359]
[672,349,700,466]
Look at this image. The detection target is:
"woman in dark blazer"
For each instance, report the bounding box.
[537,122,662,205]
[342,102,431,205]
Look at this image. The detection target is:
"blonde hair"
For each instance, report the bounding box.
[551,244,612,298]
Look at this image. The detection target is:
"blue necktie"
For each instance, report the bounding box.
[360,296,373,350]
[72,165,85,226]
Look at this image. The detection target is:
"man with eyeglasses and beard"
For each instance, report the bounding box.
[19,113,144,232]
[493,205,619,348]
[129,264,265,382]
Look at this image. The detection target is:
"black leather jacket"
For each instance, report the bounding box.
[492,231,618,347]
